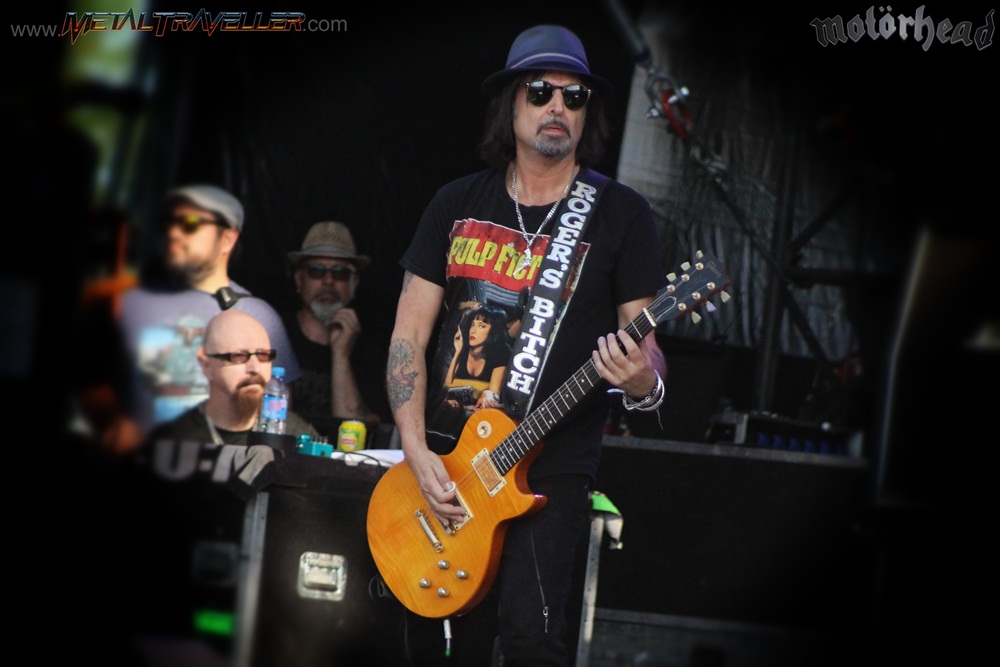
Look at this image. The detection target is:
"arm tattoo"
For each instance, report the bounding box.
[387,338,419,412]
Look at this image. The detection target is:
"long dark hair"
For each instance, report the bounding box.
[476,72,609,169]
[454,303,511,376]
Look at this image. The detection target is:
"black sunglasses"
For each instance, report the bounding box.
[206,349,277,364]
[303,264,356,281]
[163,213,227,234]
[523,80,592,111]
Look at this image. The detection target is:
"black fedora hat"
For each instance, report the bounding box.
[481,25,613,99]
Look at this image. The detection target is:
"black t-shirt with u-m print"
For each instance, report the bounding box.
[401,167,663,482]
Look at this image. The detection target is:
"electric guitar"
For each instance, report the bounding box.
[366,250,731,618]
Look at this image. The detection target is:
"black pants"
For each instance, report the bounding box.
[402,474,593,667]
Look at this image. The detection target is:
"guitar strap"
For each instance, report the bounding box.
[502,168,609,419]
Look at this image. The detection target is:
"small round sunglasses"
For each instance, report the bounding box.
[523,80,592,111]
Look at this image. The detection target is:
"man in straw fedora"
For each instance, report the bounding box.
[284,221,389,428]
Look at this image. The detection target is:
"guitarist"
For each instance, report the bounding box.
[385,24,667,666]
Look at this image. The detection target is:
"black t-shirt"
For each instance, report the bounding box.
[401,167,663,481]
[282,311,393,431]
[146,404,319,446]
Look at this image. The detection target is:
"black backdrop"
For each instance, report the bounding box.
[126,1,649,349]
[117,3,1000,456]
[11,1,995,444]
[7,1,996,665]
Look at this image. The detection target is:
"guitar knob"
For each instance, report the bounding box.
[437,560,450,570]
[437,588,450,598]
[419,579,432,589]
[456,570,468,580]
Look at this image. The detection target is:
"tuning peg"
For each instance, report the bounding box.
[720,291,731,303]
[691,311,702,324]
[666,272,676,282]
[681,262,691,271]
[695,249,704,259]
[705,301,717,312]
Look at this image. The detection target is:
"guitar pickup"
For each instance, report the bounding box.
[472,448,505,497]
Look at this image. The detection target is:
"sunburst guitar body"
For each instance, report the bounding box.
[367,250,731,618]
[366,409,544,618]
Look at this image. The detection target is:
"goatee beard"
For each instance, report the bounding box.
[232,382,265,424]
[535,136,571,158]
[535,121,572,158]
[310,300,344,326]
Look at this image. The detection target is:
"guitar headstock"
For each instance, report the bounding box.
[649,250,731,325]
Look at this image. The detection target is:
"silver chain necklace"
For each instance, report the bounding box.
[511,165,576,271]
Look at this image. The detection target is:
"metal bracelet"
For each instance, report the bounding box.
[622,371,664,412]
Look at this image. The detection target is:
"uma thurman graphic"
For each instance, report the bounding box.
[431,302,512,434]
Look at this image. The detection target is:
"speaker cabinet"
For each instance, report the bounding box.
[237,455,405,667]
[586,436,873,660]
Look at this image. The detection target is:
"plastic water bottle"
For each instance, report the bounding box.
[257,366,288,434]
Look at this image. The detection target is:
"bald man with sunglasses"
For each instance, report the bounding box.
[147,309,317,447]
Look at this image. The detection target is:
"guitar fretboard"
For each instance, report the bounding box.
[484,253,726,477]
[489,312,656,476]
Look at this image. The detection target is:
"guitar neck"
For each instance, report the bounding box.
[488,251,730,477]
[490,310,655,476]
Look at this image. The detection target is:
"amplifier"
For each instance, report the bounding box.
[707,408,863,457]
[115,440,406,667]
[589,436,871,628]
[233,453,406,667]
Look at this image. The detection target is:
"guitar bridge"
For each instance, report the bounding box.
[437,486,471,535]
[472,448,505,497]
[415,509,443,552]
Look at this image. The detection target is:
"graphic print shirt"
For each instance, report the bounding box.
[401,167,662,481]
[118,281,301,433]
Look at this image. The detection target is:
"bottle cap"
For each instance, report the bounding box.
[272,366,285,378]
